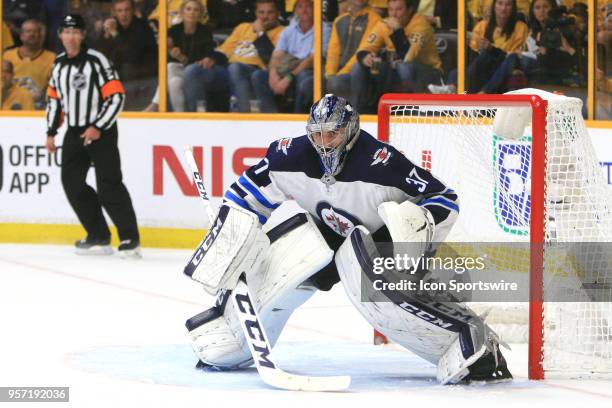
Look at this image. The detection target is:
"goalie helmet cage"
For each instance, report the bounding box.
[376,93,612,381]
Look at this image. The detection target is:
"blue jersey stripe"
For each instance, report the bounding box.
[419,197,460,213]
[224,191,268,224]
[238,175,280,210]
[230,182,248,199]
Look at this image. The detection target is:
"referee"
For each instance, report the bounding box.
[45,14,140,257]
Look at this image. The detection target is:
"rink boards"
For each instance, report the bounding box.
[0,116,610,247]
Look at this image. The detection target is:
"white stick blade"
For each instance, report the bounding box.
[259,367,351,392]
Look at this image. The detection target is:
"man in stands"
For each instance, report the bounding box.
[354,0,443,112]
[2,60,34,110]
[3,19,55,109]
[325,0,381,105]
[98,0,158,110]
[183,0,284,112]
[225,0,284,112]
[253,0,322,113]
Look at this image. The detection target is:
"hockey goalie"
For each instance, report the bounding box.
[184,94,512,384]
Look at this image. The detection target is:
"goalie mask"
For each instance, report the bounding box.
[306,94,360,184]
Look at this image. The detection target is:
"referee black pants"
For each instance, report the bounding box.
[61,124,139,242]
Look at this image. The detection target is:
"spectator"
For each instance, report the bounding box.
[183,0,283,112]
[2,0,47,45]
[369,0,388,17]
[223,0,284,112]
[354,0,443,112]
[253,0,320,113]
[3,19,56,109]
[69,1,113,46]
[325,0,381,104]
[146,0,218,112]
[2,21,15,50]
[569,2,588,82]
[97,0,158,110]
[148,0,209,27]
[1,60,34,110]
[468,0,529,22]
[522,0,579,85]
[430,0,527,94]
[369,0,449,20]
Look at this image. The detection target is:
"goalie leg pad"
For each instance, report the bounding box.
[335,226,511,383]
[186,291,252,369]
[185,203,270,295]
[187,213,333,368]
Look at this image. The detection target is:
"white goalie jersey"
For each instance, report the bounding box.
[223,130,459,243]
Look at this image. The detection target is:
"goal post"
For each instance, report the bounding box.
[375,92,612,380]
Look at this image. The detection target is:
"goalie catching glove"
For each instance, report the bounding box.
[378,200,436,254]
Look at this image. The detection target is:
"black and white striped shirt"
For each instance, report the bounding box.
[46,47,125,136]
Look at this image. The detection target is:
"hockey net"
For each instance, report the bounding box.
[377,92,612,379]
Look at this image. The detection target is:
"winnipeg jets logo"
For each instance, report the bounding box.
[276,138,292,155]
[371,147,392,166]
[316,202,361,237]
[71,73,87,91]
[405,168,428,192]
[322,209,353,236]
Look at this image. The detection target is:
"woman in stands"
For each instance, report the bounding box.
[146,0,218,111]
[429,0,527,94]
[521,0,578,85]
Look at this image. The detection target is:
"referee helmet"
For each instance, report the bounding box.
[59,14,87,33]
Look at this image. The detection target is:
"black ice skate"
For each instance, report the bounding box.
[464,344,513,383]
[75,237,112,255]
[118,239,142,258]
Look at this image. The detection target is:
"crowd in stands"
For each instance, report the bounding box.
[0,0,609,115]
[429,0,590,97]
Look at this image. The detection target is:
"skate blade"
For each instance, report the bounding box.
[75,245,113,256]
[118,247,142,259]
[466,376,513,385]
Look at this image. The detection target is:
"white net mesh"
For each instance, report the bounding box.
[383,94,612,377]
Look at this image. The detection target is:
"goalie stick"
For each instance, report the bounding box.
[183,146,351,392]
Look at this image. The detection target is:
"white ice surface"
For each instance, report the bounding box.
[1,244,611,407]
